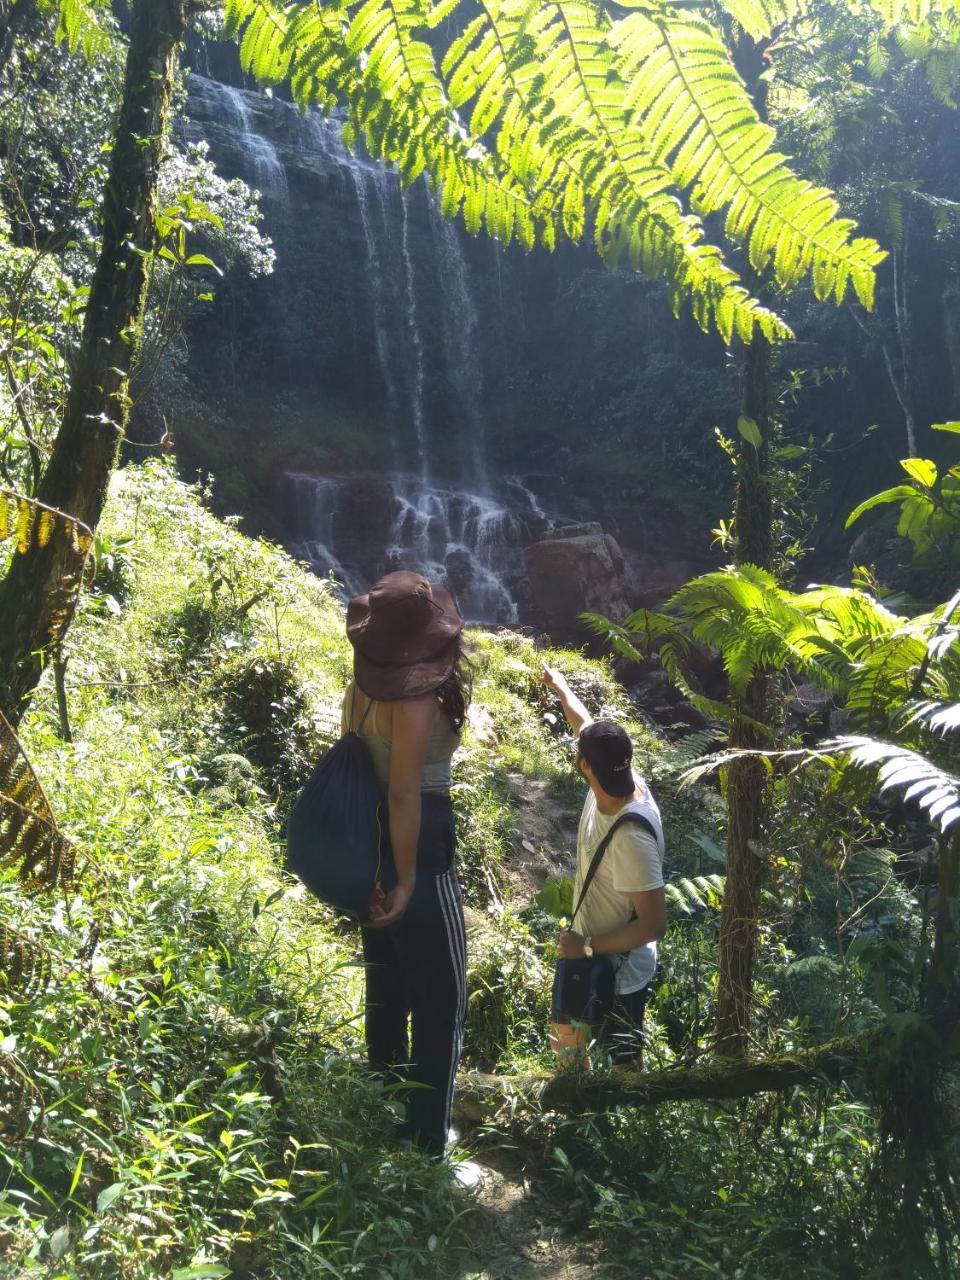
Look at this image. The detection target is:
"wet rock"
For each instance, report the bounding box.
[445,546,474,596]
[548,521,603,540]
[829,707,850,735]
[524,528,633,638]
[331,475,396,580]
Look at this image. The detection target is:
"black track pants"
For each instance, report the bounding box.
[361,793,467,1155]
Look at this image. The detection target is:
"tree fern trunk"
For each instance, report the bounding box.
[0,0,187,721]
[715,333,774,1058]
[714,29,777,1060]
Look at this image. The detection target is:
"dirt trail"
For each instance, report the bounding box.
[448,1149,614,1280]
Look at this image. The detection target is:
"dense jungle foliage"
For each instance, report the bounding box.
[0,461,952,1279]
[0,1,958,1277]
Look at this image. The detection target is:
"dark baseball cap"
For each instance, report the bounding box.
[576,721,634,797]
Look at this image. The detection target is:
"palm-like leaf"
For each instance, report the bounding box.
[613,11,887,308]
[222,0,887,344]
[0,712,77,890]
[0,489,94,655]
[827,734,960,832]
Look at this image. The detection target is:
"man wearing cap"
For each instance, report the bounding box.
[543,663,667,1070]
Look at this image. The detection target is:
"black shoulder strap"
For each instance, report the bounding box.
[348,685,375,736]
[570,812,658,927]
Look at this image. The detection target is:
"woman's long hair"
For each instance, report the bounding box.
[436,635,472,732]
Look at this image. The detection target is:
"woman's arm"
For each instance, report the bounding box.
[366,692,437,929]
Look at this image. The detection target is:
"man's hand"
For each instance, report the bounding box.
[541,661,569,696]
[365,881,414,929]
[558,929,587,959]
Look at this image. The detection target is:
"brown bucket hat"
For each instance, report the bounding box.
[347,570,464,701]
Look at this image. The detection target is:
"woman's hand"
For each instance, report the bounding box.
[365,881,414,929]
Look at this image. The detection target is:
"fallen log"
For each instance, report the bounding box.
[455,1031,877,1121]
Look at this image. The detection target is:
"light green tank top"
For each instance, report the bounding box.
[344,685,460,795]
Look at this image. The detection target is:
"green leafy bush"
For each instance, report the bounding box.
[209,653,326,794]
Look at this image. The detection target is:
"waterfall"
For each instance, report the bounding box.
[350,165,398,422]
[430,201,486,487]
[386,478,523,624]
[217,84,288,200]
[400,193,428,478]
[282,473,363,597]
[185,74,538,622]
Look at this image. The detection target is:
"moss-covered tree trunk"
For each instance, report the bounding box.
[715,34,776,1059]
[0,0,187,721]
[716,334,774,1058]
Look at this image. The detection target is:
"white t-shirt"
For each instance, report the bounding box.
[573,777,665,993]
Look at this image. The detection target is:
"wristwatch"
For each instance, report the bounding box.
[583,936,594,957]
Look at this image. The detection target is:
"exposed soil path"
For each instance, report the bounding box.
[448,1147,622,1280]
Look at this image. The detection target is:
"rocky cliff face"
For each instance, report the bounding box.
[170,71,729,626]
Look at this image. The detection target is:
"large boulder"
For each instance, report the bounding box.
[524,528,633,637]
[332,475,397,581]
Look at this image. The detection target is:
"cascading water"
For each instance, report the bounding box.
[349,164,398,424]
[400,194,429,478]
[185,74,542,622]
[386,478,524,624]
[282,473,363,597]
[429,200,486,487]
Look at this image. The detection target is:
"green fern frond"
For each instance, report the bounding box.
[666,873,725,916]
[228,0,548,248]
[902,699,960,733]
[35,0,113,61]
[0,924,52,996]
[827,734,960,832]
[612,12,887,307]
[715,0,805,39]
[226,0,888,340]
[445,0,791,341]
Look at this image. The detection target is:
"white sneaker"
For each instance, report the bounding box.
[449,1159,483,1190]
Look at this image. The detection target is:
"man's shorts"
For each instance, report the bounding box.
[551,958,649,1064]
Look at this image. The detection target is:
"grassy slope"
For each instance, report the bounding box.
[0,463,882,1280]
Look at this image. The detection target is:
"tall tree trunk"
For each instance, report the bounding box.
[716,334,774,1058]
[0,0,36,76]
[891,219,918,457]
[715,31,777,1059]
[0,0,187,722]
[943,281,960,418]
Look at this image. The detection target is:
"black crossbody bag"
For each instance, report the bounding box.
[552,811,658,1025]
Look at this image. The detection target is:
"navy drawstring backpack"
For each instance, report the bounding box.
[285,696,385,916]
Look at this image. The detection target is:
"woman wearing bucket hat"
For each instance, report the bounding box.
[342,570,470,1158]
